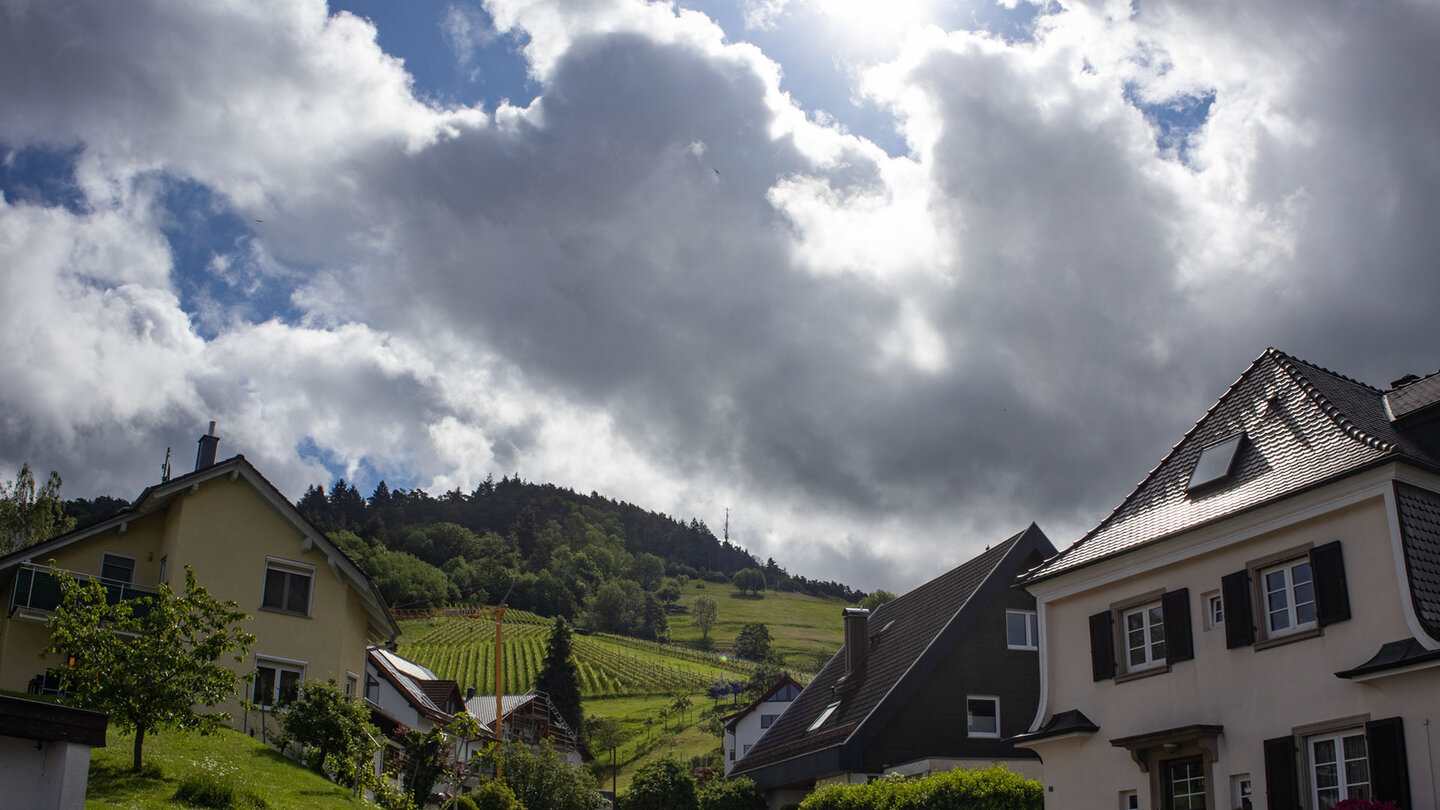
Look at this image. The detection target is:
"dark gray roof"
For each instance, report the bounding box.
[1386,370,1440,421]
[1008,708,1098,744]
[1027,348,1440,583]
[732,524,1054,782]
[1335,638,1440,680]
[1394,482,1440,640]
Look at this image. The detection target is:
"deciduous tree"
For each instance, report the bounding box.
[735,622,772,661]
[692,595,719,643]
[45,565,256,771]
[0,463,74,554]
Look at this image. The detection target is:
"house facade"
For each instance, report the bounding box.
[0,427,399,729]
[722,675,803,775]
[733,524,1055,809]
[1016,349,1440,810]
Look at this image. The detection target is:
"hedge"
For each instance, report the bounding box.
[797,765,1042,810]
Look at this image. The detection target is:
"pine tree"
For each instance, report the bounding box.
[536,617,584,735]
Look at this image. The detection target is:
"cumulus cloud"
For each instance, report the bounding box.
[2,0,1439,592]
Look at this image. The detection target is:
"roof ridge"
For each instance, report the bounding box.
[1270,349,1395,452]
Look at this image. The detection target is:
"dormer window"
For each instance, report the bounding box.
[1187,434,1244,492]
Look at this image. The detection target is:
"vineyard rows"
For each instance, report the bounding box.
[397,616,753,699]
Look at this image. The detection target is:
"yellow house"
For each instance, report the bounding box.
[0,427,399,729]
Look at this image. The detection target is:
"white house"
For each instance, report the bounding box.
[1016,349,1440,810]
[722,675,803,774]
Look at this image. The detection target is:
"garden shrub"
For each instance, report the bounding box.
[618,758,699,810]
[798,765,1042,810]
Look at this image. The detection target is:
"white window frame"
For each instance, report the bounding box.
[1206,593,1224,631]
[345,671,359,698]
[1230,773,1251,809]
[1006,609,1039,650]
[253,655,306,709]
[1309,729,1370,808]
[261,557,315,617]
[101,553,136,586]
[1261,558,1316,638]
[966,695,1000,738]
[1119,790,1138,810]
[1123,601,1167,672]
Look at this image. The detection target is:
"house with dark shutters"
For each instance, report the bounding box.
[1015,349,1440,810]
[731,524,1056,809]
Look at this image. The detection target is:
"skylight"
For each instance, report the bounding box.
[808,701,842,732]
[1187,434,1244,492]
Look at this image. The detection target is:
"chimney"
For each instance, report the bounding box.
[843,607,870,675]
[194,421,220,471]
[466,686,476,700]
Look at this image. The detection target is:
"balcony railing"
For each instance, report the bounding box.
[10,562,159,618]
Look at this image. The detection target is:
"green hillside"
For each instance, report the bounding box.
[396,587,847,793]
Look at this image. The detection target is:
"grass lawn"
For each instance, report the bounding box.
[585,695,730,795]
[667,580,847,672]
[86,726,370,810]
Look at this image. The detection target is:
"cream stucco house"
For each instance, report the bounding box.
[0,426,400,730]
[1015,349,1440,810]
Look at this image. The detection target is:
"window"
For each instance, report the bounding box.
[1262,559,1316,636]
[1188,434,1244,491]
[1205,593,1224,630]
[966,696,1000,738]
[760,714,779,729]
[1231,774,1252,809]
[1124,602,1167,671]
[1119,790,1138,810]
[1006,609,1039,650]
[1266,717,1409,810]
[158,555,167,585]
[1091,590,1193,680]
[772,683,801,701]
[1223,542,1349,649]
[345,672,359,697]
[253,657,304,708]
[1310,730,1370,808]
[364,673,380,703]
[101,553,135,585]
[1165,757,1206,810]
[743,744,752,755]
[808,701,841,732]
[729,748,735,761]
[262,559,313,616]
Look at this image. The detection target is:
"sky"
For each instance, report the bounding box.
[3,0,1440,594]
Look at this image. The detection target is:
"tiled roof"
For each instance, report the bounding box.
[1386,370,1440,421]
[1394,482,1440,640]
[1027,348,1440,582]
[732,525,1053,779]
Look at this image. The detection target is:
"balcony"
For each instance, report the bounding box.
[10,562,158,619]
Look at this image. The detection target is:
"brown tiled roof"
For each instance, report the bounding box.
[1027,348,1440,582]
[732,525,1054,779]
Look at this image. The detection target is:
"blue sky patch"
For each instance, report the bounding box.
[1124,84,1215,166]
[158,177,304,338]
[0,142,88,214]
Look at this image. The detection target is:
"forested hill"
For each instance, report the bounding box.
[276,475,864,623]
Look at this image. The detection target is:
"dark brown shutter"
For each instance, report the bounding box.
[1366,716,1411,807]
[1264,735,1300,810]
[1090,610,1115,681]
[1162,588,1194,663]
[1221,569,1254,648]
[1310,541,1351,626]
